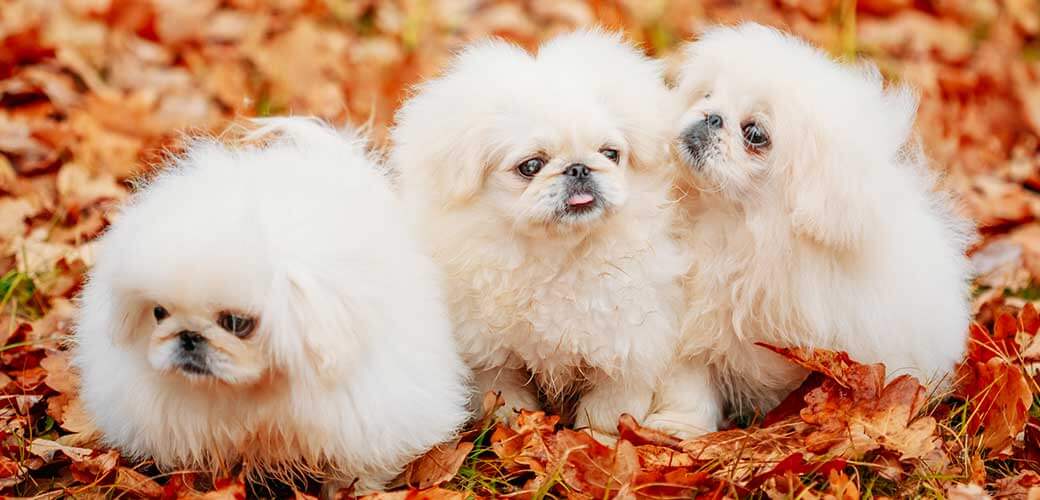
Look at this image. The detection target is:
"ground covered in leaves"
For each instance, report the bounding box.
[2,0,1040,498]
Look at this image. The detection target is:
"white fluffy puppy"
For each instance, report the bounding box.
[391,31,686,437]
[648,24,973,437]
[74,118,470,492]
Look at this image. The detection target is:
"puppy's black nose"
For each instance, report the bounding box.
[704,113,724,129]
[564,164,591,179]
[178,331,204,352]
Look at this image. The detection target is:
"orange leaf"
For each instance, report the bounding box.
[404,440,474,489]
[958,356,1033,455]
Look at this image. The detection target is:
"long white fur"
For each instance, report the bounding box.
[391,31,687,437]
[646,24,973,437]
[74,117,471,491]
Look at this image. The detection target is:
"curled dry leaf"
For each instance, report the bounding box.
[404,440,474,489]
[28,438,93,463]
[993,471,1040,500]
[69,449,118,484]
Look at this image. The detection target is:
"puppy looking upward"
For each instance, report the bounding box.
[75,118,471,492]
[646,24,973,438]
[391,31,686,438]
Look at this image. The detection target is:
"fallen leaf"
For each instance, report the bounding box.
[404,439,474,489]
[28,438,93,462]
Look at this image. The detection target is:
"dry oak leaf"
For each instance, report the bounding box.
[760,345,943,462]
[404,439,474,489]
[1008,224,1040,282]
[109,466,165,498]
[40,349,77,394]
[55,396,100,445]
[957,309,1036,455]
[56,162,126,209]
[682,417,814,485]
[0,197,36,241]
[961,176,1040,230]
[69,448,119,484]
[956,355,1033,454]
[28,438,93,462]
[553,430,638,498]
[743,452,847,491]
[994,471,1040,500]
[490,409,560,473]
[0,454,28,488]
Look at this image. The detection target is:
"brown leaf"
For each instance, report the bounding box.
[28,438,93,463]
[957,356,1033,455]
[404,439,474,489]
[112,466,164,498]
[69,449,119,484]
[40,350,77,394]
[0,455,28,488]
[994,471,1040,500]
[555,430,636,497]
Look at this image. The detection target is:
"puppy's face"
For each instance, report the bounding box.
[480,104,631,232]
[675,81,776,200]
[393,35,676,239]
[105,197,280,387]
[673,24,921,250]
[115,250,275,386]
[145,301,264,384]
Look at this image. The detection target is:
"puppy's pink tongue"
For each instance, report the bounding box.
[567,193,595,206]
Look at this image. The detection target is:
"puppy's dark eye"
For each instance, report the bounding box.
[517,158,545,178]
[218,312,256,338]
[742,122,770,150]
[600,148,620,164]
[153,305,169,322]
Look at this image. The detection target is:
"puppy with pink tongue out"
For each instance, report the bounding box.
[391,31,687,440]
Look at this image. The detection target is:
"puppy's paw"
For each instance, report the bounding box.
[473,368,541,424]
[574,380,653,438]
[642,410,718,441]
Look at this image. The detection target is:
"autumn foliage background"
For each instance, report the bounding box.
[2,0,1040,498]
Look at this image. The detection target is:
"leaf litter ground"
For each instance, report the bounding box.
[2,0,1040,498]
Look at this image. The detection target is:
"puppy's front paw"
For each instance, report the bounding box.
[642,411,718,441]
[574,380,653,439]
[473,367,541,424]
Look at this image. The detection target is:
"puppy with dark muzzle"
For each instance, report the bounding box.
[75,118,471,492]
[643,23,973,439]
[392,31,687,440]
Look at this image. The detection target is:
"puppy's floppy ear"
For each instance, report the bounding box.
[392,40,532,208]
[391,101,492,207]
[429,138,491,206]
[787,78,916,251]
[785,129,874,251]
[265,263,365,383]
[75,265,146,346]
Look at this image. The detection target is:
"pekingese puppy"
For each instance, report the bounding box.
[645,23,973,438]
[390,31,687,438]
[74,118,471,492]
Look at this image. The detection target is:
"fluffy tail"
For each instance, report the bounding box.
[246,116,368,158]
